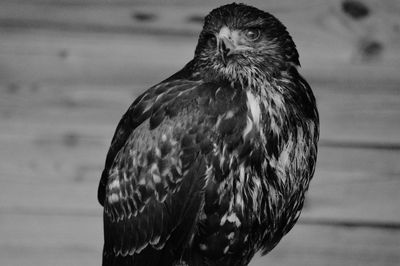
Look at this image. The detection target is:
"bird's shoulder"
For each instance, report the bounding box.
[104,79,211,210]
[103,77,249,201]
[98,75,207,204]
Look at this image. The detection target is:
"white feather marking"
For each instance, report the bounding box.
[153,174,161,184]
[220,213,227,226]
[226,212,241,227]
[150,163,159,174]
[269,156,277,168]
[199,244,208,251]
[242,116,253,139]
[309,121,315,139]
[225,110,235,119]
[150,235,161,246]
[275,136,295,184]
[235,193,244,208]
[138,177,146,185]
[215,115,223,128]
[135,243,149,254]
[142,102,153,113]
[279,146,290,167]
[155,147,161,157]
[251,176,262,211]
[270,90,284,109]
[239,164,245,183]
[254,177,261,189]
[108,193,119,204]
[246,90,261,128]
[109,179,120,190]
[221,212,241,227]
[204,165,213,187]
[223,246,230,254]
[119,190,124,199]
[271,119,280,134]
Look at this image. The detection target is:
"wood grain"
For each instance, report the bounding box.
[1,0,399,82]
[0,213,399,266]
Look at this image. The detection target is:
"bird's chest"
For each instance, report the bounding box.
[194,88,301,259]
[243,88,288,144]
[195,163,266,263]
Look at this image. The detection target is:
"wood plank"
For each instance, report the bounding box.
[0,213,102,266]
[315,81,400,144]
[251,223,400,266]
[304,146,400,223]
[0,212,399,266]
[0,31,196,85]
[1,0,400,83]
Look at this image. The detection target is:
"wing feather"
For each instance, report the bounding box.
[98,75,200,206]
[101,79,214,265]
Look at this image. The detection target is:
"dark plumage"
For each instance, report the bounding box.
[98,3,319,266]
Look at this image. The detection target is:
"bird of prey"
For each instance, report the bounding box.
[98,3,319,266]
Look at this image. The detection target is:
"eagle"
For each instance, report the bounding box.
[98,3,319,266]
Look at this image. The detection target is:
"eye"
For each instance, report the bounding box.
[244,28,261,41]
[205,33,217,46]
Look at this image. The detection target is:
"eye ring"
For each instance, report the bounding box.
[244,28,261,41]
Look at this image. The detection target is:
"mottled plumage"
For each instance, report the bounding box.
[98,3,319,266]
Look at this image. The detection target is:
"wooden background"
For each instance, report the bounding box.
[1,0,399,265]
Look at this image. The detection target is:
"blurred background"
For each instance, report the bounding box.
[0,0,399,265]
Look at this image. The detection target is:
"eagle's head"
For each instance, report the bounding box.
[194,3,299,86]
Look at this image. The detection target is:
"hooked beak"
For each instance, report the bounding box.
[217,27,237,65]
